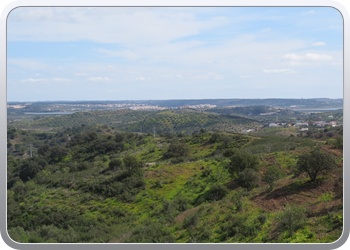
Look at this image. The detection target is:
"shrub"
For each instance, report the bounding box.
[325,132,334,138]
[335,135,343,149]
[8,226,28,243]
[164,143,191,159]
[183,212,200,229]
[209,132,221,143]
[263,165,285,191]
[122,223,175,243]
[209,184,229,201]
[77,162,91,171]
[237,168,261,190]
[257,214,267,224]
[275,204,306,237]
[223,148,237,158]
[228,151,260,176]
[109,158,123,171]
[318,192,335,218]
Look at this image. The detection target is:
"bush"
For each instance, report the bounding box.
[122,223,175,243]
[237,168,261,190]
[183,212,200,229]
[275,204,306,237]
[257,214,267,224]
[164,143,191,159]
[209,184,229,201]
[335,135,343,149]
[77,162,91,171]
[8,226,28,243]
[326,132,334,138]
[228,151,260,176]
[209,132,221,143]
[223,148,237,158]
[263,166,285,191]
[109,158,123,171]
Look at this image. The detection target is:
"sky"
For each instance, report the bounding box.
[6,7,343,102]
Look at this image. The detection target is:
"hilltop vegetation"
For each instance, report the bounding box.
[7,125,343,243]
[12,109,261,134]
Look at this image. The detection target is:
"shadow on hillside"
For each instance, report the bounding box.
[252,178,325,201]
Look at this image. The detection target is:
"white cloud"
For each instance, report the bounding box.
[263,69,296,74]
[7,7,230,44]
[86,77,113,81]
[303,10,315,14]
[20,77,73,83]
[261,28,271,32]
[312,42,326,46]
[161,74,182,79]
[135,77,151,81]
[283,53,332,61]
[21,78,45,82]
[35,73,40,76]
[192,72,223,80]
[74,73,88,76]
[240,75,252,78]
[7,58,49,71]
[52,78,72,81]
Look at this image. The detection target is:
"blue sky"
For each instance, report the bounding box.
[7,7,343,102]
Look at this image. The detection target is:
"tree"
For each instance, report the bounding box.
[223,148,237,158]
[228,151,260,176]
[115,133,125,143]
[19,159,42,181]
[326,132,334,138]
[221,136,232,148]
[263,166,285,191]
[276,204,306,237]
[295,149,337,182]
[49,146,69,162]
[38,144,50,156]
[109,158,123,171]
[237,168,261,190]
[164,143,191,158]
[335,135,343,149]
[209,132,221,143]
[123,155,140,174]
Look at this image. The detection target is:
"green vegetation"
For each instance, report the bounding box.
[7,122,343,243]
[12,109,260,134]
[295,148,337,182]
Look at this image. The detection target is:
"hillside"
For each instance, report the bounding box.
[12,109,261,134]
[13,109,155,129]
[116,110,260,134]
[7,126,343,243]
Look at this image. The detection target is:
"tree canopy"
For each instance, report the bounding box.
[296,149,337,182]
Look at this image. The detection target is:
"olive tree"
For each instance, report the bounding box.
[228,151,260,176]
[123,155,140,174]
[295,149,337,182]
